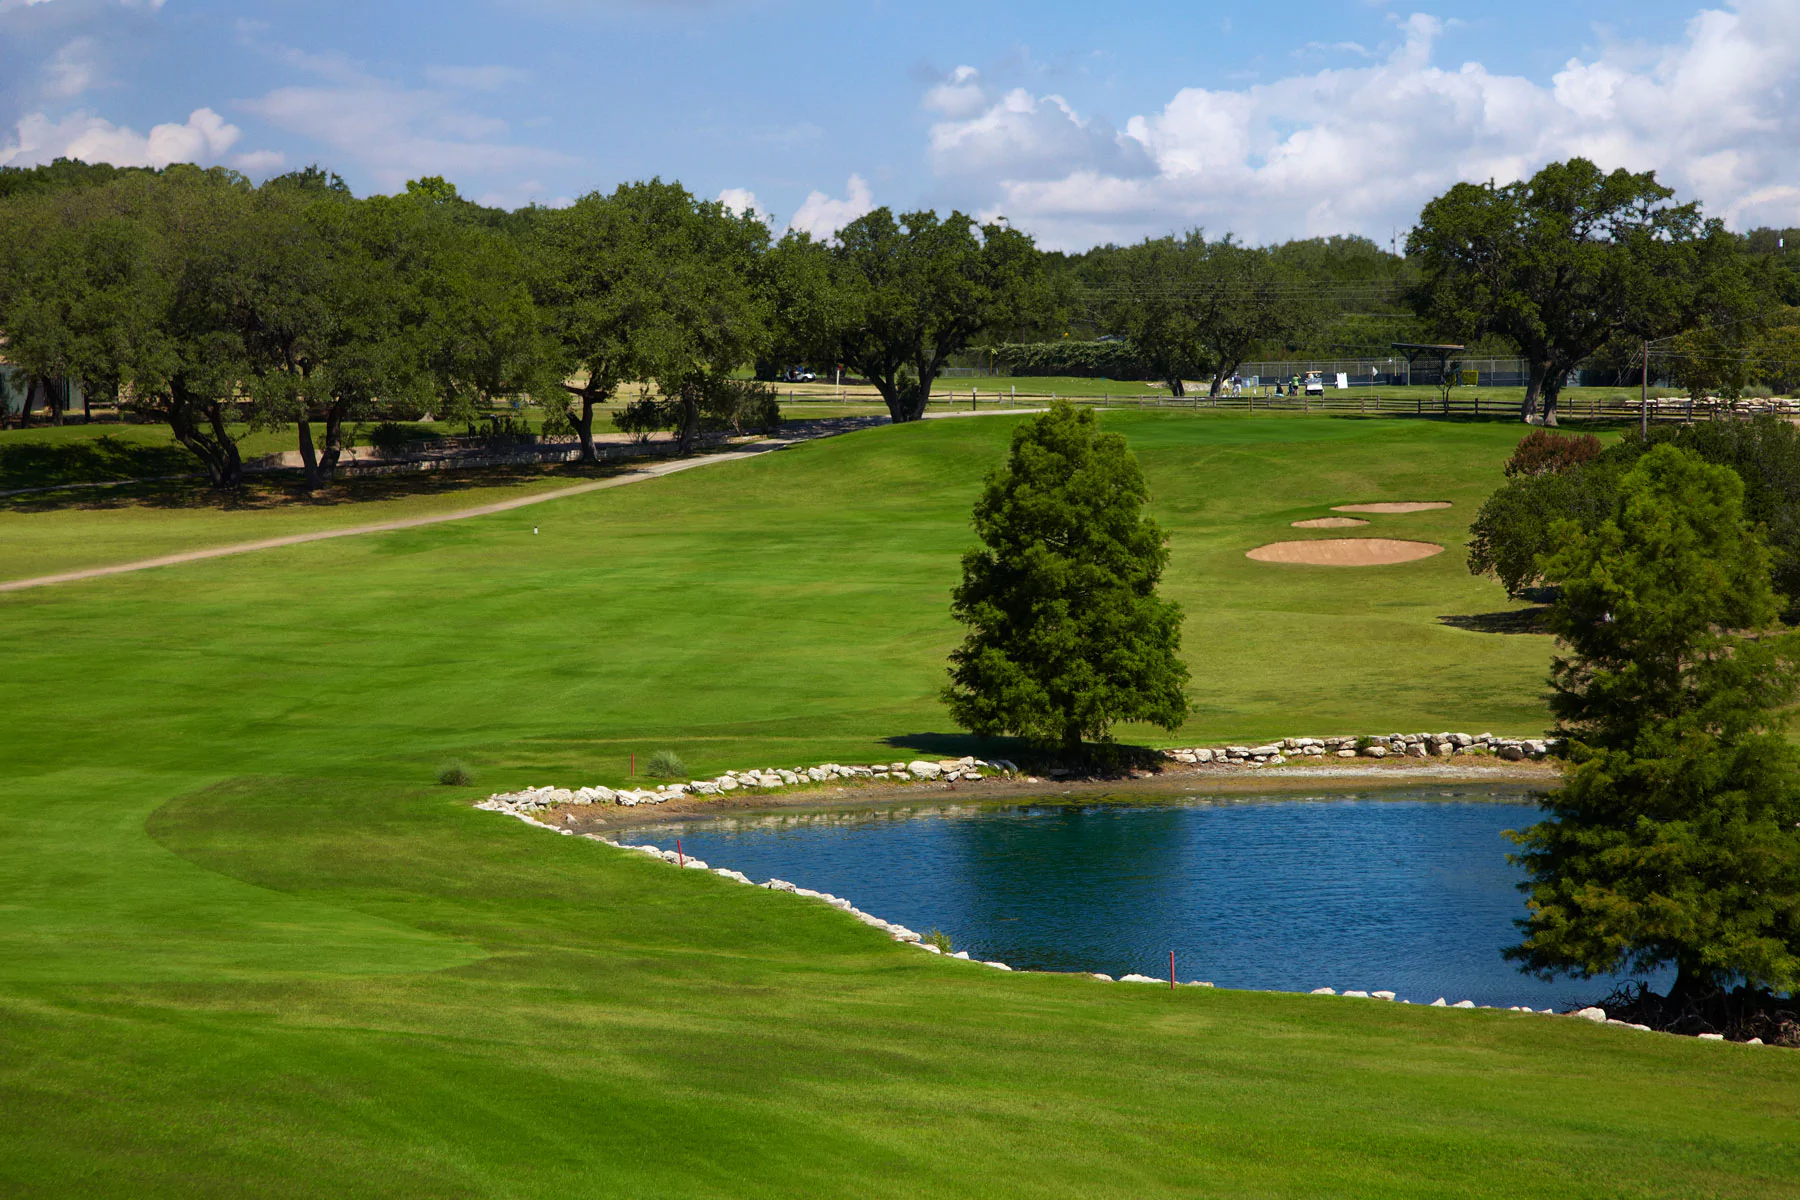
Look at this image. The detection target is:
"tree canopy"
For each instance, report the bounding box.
[0,166,552,486]
[534,179,770,457]
[1508,445,1800,1001]
[1095,232,1317,397]
[804,209,1045,423]
[944,402,1189,755]
[1408,158,1749,423]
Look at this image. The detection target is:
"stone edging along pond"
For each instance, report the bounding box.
[471,737,1783,1048]
[472,731,1556,818]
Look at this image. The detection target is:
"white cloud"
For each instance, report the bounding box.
[717,186,761,216]
[927,74,1152,182]
[232,148,286,174]
[787,173,874,240]
[44,36,99,97]
[241,61,577,193]
[923,2,1800,248]
[922,65,986,119]
[0,106,251,169]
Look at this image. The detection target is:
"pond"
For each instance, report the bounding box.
[634,788,1661,1009]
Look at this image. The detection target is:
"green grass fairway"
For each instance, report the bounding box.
[4,411,1795,1197]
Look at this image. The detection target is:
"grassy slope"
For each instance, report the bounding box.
[2,411,1795,1196]
[0,459,665,581]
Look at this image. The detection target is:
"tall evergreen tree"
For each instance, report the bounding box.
[944,403,1189,756]
[1508,444,1800,1001]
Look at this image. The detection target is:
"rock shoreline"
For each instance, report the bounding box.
[1162,731,1557,766]
[473,734,1556,822]
[475,755,1022,817]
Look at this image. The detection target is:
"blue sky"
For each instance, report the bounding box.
[2,1,1794,248]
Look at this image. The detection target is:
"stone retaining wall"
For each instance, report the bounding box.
[475,755,1020,816]
[1164,731,1556,766]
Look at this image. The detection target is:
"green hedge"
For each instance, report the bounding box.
[991,341,1155,380]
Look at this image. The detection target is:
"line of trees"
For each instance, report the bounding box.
[4,155,1798,486]
[0,163,1056,486]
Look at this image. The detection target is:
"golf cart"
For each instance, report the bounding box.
[1303,371,1325,396]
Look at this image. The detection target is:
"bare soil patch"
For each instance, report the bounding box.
[1246,538,1445,566]
[1291,516,1369,529]
[1331,501,1453,514]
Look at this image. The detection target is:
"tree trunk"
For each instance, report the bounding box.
[1541,369,1563,427]
[676,383,701,455]
[1209,365,1232,398]
[901,374,933,422]
[47,379,65,427]
[1061,724,1083,764]
[318,402,347,482]
[1669,959,1713,1007]
[167,391,243,490]
[16,378,37,429]
[576,393,598,462]
[1166,374,1186,398]
[297,418,321,490]
[1521,361,1548,423]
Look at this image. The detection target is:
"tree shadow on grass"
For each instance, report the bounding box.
[1438,607,1552,634]
[0,457,636,515]
[0,435,195,494]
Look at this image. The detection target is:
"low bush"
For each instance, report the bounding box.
[992,340,1154,380]
[367,421,425,455]
[645,749,686,779]
[437,759,474,786]
[1504,429,1601,477]
[923,929,954,954]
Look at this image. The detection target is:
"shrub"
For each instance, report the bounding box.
[367,421,423,455]
[992,340,1154,380]
[924,929,954,953]
[645,749,687,779]
[612,395,666,442]
[1467,463,1619,596]
[1504,429,1601,477]
[437,759,474,786]
[462,414,535,443]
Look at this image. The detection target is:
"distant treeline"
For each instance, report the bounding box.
[2,156,1797,486]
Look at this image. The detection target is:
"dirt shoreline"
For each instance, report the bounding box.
[557,758,1562,835]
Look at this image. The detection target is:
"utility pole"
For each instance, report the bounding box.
[1641,340,1649,439]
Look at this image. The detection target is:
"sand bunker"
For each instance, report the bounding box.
[1247,538,1444,566]
[1291,516,1369,529]
[1330,501,1452,514]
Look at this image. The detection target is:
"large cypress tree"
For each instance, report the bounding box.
[1508,444,1800,1002]
[944,402,1189,756]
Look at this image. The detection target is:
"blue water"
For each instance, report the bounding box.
[635,789,1663,1009]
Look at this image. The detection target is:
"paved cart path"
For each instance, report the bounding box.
[1,409,1047,594]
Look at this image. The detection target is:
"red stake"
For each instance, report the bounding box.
[1169,949,1176,990]
[677,839,684,868]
